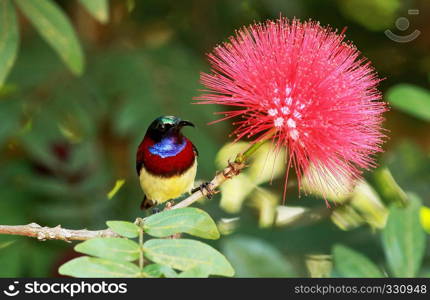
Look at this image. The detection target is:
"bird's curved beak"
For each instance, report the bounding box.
[178,120,195,128]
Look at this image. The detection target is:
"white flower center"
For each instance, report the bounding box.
[274,117,284,127]
[293,111,302,119]
[287,118,296,128]
[290,129,299,140]
[268,108,278,116]
[281,106,290,115]
[268,83,306,141]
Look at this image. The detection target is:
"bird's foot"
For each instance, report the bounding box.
[192,182,218,199]
[222,160,242,179]
[140,196,155,211]
[165,201,174,210]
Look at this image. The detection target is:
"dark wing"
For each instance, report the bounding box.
[136,161,143,175]
[136,139,145,175]
[192,143,199,157]
[140,196,155,210]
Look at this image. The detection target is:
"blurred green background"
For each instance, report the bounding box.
[0,0,429,277]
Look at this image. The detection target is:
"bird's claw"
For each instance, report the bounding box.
[165,201,174,210]
[192,182,217,199]
[223,160,241,178]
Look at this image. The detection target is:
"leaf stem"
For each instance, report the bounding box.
[235,129,276,163]
[136,218,145,275]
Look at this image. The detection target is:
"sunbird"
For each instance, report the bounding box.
[136,116,198,209]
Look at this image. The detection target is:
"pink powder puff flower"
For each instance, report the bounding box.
[195,17,387,202]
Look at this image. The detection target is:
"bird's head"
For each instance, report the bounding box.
[146,116,194,141]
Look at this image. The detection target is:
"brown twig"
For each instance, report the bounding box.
[0,223,118,242]
[171,160,246,209]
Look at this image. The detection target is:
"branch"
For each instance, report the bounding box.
[0,137,268,242]
[0,161,246,242]
[172,160,246,209]
[0,223,118,242]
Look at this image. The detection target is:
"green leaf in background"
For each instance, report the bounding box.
[333,244,384,277]
[372,167,408,207]
[143,239,234,277]
[387,84,430,121]
[215,141,286,218]
[247,142,286,185]
[74,238,140,261]
[143,207,220,239]
[222,235,297,277]
[78,0,109,24]
[106,221,139,238]
[219,173,255,213]
[305,254,333,278]
[338,0,401,31]
[0,0,19,87]
[250,188,279,227]
[142,264,177,278]
[177,265,210,278]
[59,256,141,278]
[382,194,426,277]
[15,0,84,75]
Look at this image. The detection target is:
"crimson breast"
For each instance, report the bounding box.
[136,135,196,177]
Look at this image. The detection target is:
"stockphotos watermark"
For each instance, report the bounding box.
[385,9,420,43]
[2,280,127,297]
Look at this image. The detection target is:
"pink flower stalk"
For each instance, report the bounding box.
[195,18,387,201]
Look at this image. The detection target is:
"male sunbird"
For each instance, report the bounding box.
[136,116,198,209]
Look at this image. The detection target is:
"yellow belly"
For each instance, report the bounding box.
[139,159,197,204]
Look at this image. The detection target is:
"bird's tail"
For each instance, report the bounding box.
[140,196,155,210]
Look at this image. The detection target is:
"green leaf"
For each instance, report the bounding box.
[0,0,19,87]
[59,256,141,278]
[333,244,384,277]
[222,235,297,277]
[74,238,140,262]
[143,208,220,239]
[78,0,109,24]
[177,265,210,278]
[15,0,84,75]
[143,239,234,277]
[305,254,333,278]
[372,167,408,207]
[382,194,426,277]
[142,264,177,278]
[106,221,139,238]
[387,84,430,121]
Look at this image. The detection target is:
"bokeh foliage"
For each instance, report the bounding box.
[0,0,430,277]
